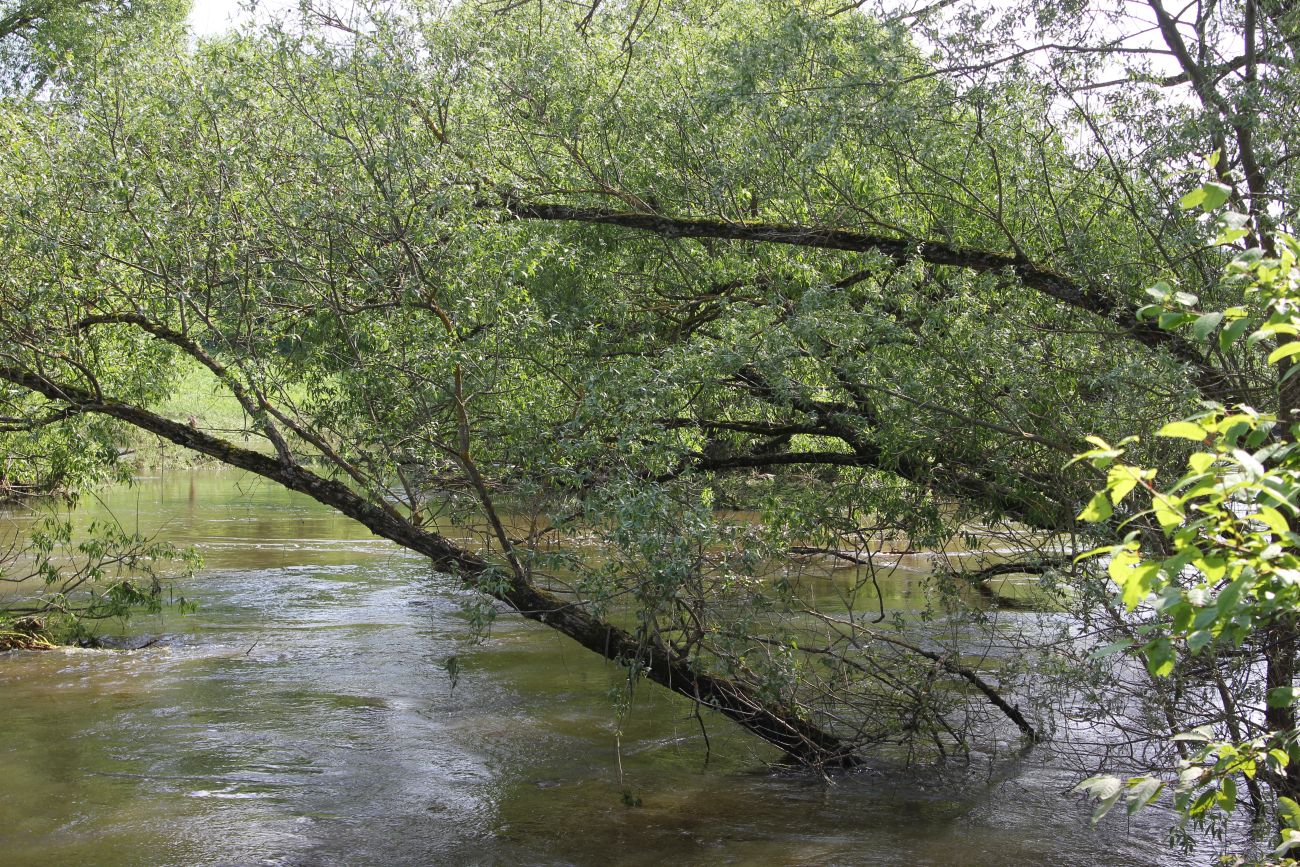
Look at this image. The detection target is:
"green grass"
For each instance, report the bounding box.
[125,358,259,469]
[153,359,252,433]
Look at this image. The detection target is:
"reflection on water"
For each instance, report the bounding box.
[0,470,1198,865]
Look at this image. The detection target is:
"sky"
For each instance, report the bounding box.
[188,0,254,37]
[188,0,310,37]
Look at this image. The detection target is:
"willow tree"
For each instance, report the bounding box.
[0,0,1294,784]
[0,0,191,500]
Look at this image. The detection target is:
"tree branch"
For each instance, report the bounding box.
[504,199,1230,401]
[0,363,864,768]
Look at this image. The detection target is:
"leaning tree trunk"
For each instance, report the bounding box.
[0,365,867,767]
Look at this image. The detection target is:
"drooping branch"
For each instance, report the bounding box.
[680,442,1073,533]
[0,363,867,768]
[870,630,1038,742]
[73,314,296,466]
[0,406,81,432]
[73,313,416,527]
[799,606,1039,741]
[667,367,1078,532]
[504,199,1232,401]
[944,560,1070,610]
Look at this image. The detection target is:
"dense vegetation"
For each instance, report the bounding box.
[1,0,1297,854]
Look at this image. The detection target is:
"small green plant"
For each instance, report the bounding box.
[1,507,200,645]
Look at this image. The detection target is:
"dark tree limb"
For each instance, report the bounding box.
[663,367,1077,531]
[0,406,81,431]
[945,561,1069,610]
[504,199,1232,401]
[0,363,864,768]
[801,607,1039,742]
[74,314,296,466]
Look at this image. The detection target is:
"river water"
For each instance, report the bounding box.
[0,470,1202,865]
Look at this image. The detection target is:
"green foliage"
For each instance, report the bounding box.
[0,0,189,93]
[0,0,1297,827]
[0,506,200,644]
[1073,184,1300,845]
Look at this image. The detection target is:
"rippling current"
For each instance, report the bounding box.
[0,470,1207,865]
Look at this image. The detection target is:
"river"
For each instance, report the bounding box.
[0,470,1203,865]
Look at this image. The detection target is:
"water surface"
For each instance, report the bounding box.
[0,470,1200,865]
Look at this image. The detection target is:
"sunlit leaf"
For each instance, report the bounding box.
[1158,421,1207,441]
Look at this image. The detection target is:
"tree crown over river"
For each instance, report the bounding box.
[1,0,1297,856]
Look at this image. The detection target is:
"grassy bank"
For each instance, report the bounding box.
[124,359,266,470]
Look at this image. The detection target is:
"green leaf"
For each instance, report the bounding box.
[1179,187,1206,210]
[1158,421,1207,441]
[1153,495,1184,531]
[1280,833,1300,857]
[1107,464,1152,505]
[1252,505,1290,537]
[1074,544,1117,562]
[1145,638,1175,677]
[1126,778,1162,815]
[1268,687,1299,708]
[1220,317,1251,352]
[1268,341,1300,365]
[1074,775,1124,824]
[1216,577,1248,614]
[1171,726,1214,743]
[1089,640,1132,660]
[1218,776,1236,812]
[1275,828,1300,857]
[1200,182,1231,211]
[1190,788,1218,818]
[1123,566,1156,611]
[1074,775,1122,797]
[1282,798,1300,832]
[1146,281,1172,301]
[1191,606,1221,630]
[1078,491,1112,523]
[1186,629,1213,654]
[1191,312,1223,340]
[1233,448,1265,479]
[1107,547,1139,583]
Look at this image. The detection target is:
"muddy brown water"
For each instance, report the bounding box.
[0,470,1204,865]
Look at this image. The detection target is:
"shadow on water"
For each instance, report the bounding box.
[0,470,1206,865]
